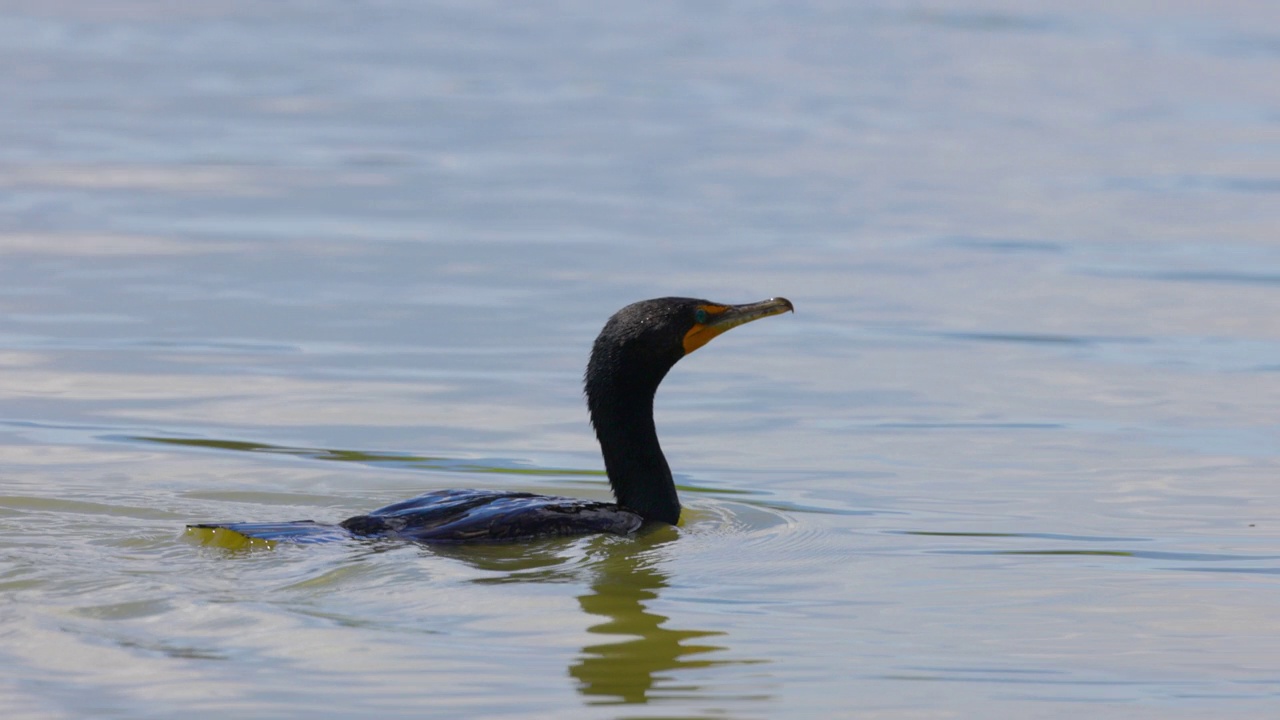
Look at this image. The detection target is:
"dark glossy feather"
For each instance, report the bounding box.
[195,489,643,543]
[342,489,643,541]
[187,520,351,544]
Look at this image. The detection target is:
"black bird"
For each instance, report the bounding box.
[187,296,793,545]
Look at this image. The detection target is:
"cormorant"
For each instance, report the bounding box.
[187,296,793,544]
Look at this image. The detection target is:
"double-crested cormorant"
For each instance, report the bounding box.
[188,296,793,544]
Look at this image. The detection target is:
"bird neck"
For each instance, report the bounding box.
[587,380,681,525]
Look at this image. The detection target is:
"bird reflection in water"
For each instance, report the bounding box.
[434,530,767,707]
[570,535,742,705]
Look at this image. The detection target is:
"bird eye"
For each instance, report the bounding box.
[694,308,708,324]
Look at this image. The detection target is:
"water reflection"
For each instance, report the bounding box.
[126,435,603,477]
[435,531,764,708]
[571,532,762,707]
[572,544,722,704]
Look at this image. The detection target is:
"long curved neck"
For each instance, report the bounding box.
[586,373,681,525]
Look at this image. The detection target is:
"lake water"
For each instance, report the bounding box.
[3,1,1280,718]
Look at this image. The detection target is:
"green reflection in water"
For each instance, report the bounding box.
[902,531,1152,557]
[126,435,604,476]
[570,533,765,707]
[131,434,788,506]
[995,550,1134,557]
[435,531,768,709]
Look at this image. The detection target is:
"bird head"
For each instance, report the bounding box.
[587,296,794,395]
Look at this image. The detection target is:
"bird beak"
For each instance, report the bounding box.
[683,297,794,355]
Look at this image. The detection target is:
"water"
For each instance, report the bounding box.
[3,1,1280,717]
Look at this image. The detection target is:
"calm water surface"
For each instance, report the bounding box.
[2,2,1280,718]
